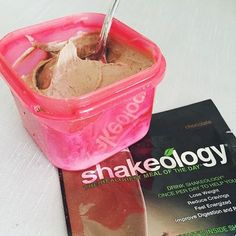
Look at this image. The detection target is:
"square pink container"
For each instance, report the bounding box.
[0,13,166,170]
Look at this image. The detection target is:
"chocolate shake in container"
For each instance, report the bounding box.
[0,13,166,170]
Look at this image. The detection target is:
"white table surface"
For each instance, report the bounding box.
[0,0,236,235]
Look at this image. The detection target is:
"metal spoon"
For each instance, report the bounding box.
[87,0,120,62]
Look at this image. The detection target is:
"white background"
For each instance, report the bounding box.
[0,0,236,235]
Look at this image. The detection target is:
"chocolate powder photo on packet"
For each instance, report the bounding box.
[60,150,147,236]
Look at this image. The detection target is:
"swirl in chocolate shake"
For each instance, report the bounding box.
[23,33,154,98]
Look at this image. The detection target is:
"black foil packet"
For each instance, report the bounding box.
[129,99,236,236]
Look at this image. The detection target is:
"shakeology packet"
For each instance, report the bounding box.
[59,99,236,236]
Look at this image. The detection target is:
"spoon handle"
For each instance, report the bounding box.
[98,0,120,51]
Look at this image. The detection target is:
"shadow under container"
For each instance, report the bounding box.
[0,13,166,170]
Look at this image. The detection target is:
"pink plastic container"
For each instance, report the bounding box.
[0,13,166,170]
